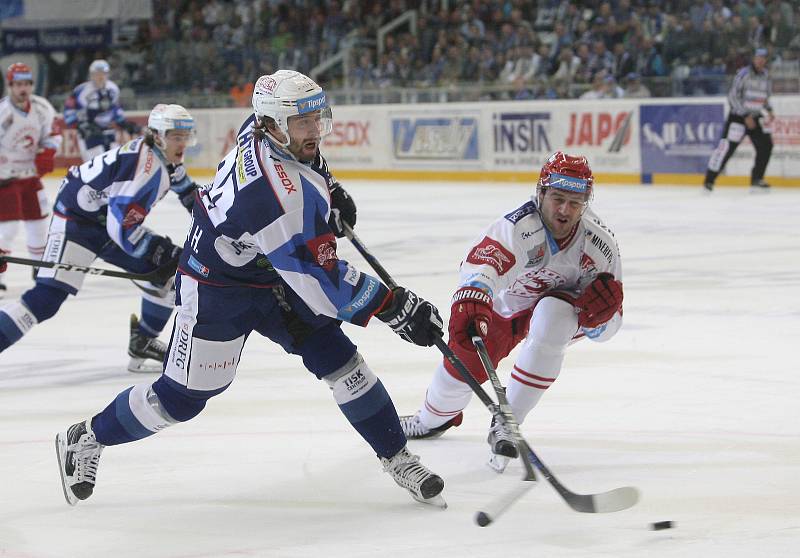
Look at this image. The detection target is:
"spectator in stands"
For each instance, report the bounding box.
[623,72,651,98]
[229,72,254,107]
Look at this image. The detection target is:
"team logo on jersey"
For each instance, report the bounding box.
[525,244,546,268]
[121,203,147,229]
[188,255,209,278]
[580,253,597,275]
[307,232,337,271]
[255,75,277,95]
[467,237,516,275]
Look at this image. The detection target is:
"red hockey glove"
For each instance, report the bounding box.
[574,273,623,329]
[0,250,8,274]
[34,147,57,176]
[449,286,493,351]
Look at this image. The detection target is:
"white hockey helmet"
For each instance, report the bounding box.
[89,59,110,74]
[252,70,333,146]
[147,104,197,147]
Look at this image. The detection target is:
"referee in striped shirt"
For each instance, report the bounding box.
[704,48,774,192]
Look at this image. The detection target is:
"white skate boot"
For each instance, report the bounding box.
[55,419,104,505]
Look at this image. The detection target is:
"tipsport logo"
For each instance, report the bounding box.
[296,92,328,114]
[392,117,479,160]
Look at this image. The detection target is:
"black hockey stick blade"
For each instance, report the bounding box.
[472,336,640,514]
[1,254,174,282]
[529,452,640,513]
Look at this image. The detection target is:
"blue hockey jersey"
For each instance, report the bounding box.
[53,138,192,258]
[178,120,389,327]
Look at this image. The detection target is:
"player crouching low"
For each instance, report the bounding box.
[400,152,624,472]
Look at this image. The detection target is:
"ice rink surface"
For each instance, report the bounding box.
[1,178,798,558]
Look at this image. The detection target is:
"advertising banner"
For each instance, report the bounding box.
[639,103,725,174]
[390,113,480,165]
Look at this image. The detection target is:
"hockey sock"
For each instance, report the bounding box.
[325,353,406,459]
[92,383,180,446]
[0,301,38,351]
[139,297,173,337]
[24,217,48,258]
[418,362,473,428]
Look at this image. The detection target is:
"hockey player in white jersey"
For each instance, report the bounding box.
[55,70,448,508]
[0,62,62,294]
[0,103,199,372]
[63,59,138,162]
[400,152,624,472]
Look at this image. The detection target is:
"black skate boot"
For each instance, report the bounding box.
[128,313,167,373]
[55,419,104,505]
[399,411,463,439]
[750,179,771,194]
[381,446,446,508]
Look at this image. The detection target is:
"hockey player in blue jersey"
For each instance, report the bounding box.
[0,103,200,373]
[63,59,139,162]
[55,70,448,508]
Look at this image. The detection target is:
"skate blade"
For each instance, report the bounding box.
[55,433,78,506]
[127,357,163,374]
[487,452,511,474]
[749,187,770,195]
[412,492,447,509]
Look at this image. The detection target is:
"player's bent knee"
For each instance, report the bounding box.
[324,353,390,420]
[151,376,209,422]
[298,322,357,378]
[21,283,69,322]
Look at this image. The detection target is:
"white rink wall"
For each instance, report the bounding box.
[53,95,800,186]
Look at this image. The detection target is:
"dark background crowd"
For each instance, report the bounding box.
[34,0,800,107]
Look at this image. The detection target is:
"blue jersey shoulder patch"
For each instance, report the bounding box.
[504,201,537,224]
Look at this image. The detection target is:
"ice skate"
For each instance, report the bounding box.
[399,411,462,439]
[0,278,6,298]
[750,180,771,194]
[55,419,104,506]
[381,446,446,508]
[127,313,166,373]
[702,182,714,194]
[487,418,518,473]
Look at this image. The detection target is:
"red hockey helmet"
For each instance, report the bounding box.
[536,151,594,204]
[6,62,33,84]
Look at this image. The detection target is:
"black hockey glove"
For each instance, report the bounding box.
[328,182,357,237]
[77,121,103,139]
[146,236,181,267]
[377,287,444,347]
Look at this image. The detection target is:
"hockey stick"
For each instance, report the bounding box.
[342,223,639,518]
[1,254,174,283]
[471,336,640,515]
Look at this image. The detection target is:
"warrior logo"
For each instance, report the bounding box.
[467,237,516,275]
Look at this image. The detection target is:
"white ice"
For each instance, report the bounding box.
[0,179,798,558]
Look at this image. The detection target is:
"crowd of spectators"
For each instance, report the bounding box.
[42,0,799,105]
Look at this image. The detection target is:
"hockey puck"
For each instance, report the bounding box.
[650,521,674,531]
[475,512,492,527]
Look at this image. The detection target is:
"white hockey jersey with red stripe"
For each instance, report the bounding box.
[456,198,623,341]
[0,94,61,180]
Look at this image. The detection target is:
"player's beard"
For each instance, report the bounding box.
[291,137,319,162]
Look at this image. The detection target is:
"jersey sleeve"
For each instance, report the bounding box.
[38,98,62,151]
[456,216,521,299]
[250,164,389,326]
[580,213,623,343]
[105,146,166,257]
[62,90,80,127]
